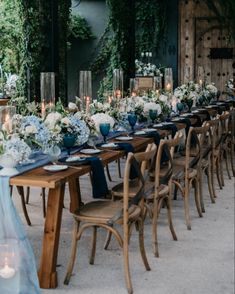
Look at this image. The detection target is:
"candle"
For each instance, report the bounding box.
[141,52,144,57]
[85,96,90,113]
[145,52,149,57]
[115,90,121,99]
[0,257,15,279]
[131,91,137,97]
[156,89,159,97]
[41,101,46,119]
[166,83,172,92]
[149,52,152,57]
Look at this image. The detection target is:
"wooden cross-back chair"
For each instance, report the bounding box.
[228,109,235,177]
[172,127,203,230]
[206,118,223,191]
[145,132,183,257]
[219,112,232,183]
[64,143,157,294]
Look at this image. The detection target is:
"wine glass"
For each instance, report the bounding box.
[63,133,76,155]
[177,102,184,115]
[127,113,137,131]
[46,145,61,164]
[99,123,110,143]
[149,109,158,124]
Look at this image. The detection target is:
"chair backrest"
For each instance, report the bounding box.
[205,118,220,150]
[219,112,230,143]
[123,143,157,220]
[154,132,183,191]
[184,127,201,176]
[191,124,210,162]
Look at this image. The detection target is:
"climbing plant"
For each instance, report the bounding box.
[90,0,168,97]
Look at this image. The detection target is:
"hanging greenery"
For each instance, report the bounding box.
[202,0,235,41]
[90,0,168,98]
[68,14,94,41]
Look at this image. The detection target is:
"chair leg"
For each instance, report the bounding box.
[16,186,31,226]
[224,151,231,179]
[106,165,112,182]
[183,185,191,230]
[198,171,205,213]
[219,154,225,187]
[103,231,112,250]
[152,201,159,257]
[165,198,177,241]
[211,157,217,198]
[89,226,97,265]
[231,143,235,177]
[215,159,223,189]
[194,179,203,218]
[64,221,80,285]
[25,187,30,204]
[41,188,47,218]
[117,158,122,178]
[138,219,151,270]
[206,165,215,204]
[123,237,133,294]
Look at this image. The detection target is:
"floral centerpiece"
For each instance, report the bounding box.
[89,99,111,115]
[174,81,200,111]
[226,78,234,91]
[91,113,115,133]
[135,59,163,77]
[200,83,218,105]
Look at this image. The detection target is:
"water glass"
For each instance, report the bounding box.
[99,123,110,143]
[127,113,137,131]
[149,109,158,124]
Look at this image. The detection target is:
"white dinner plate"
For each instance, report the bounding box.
[135,131,146,135]
[142,128,156,132]
[80,148,102,154]
[153,123,163,127]
[101,143,118,148]
[43,165,68,172]
[116,136,133,141]
[66,156,85,162]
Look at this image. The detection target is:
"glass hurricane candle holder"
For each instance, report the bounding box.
[40,72,56,118]
[0,106,16,132]
[113,69,123,99]
[164,68,173,93]
[0,239,19,279]
[79,71,92,112]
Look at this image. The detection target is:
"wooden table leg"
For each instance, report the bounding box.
[38,183,65,288]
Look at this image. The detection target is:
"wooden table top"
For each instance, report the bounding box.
[0,98,10,106]
[10,137,153,188]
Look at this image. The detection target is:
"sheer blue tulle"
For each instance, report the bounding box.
[0,176,41,294]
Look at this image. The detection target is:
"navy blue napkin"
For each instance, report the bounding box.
[84,157,109,199]
[160,123,178,137]
[116,142,138,179]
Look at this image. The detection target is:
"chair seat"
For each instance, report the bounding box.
[173,156,196,167]
[172,165,197,181]
[74,200,141,224]
[112,178,140,198]
[145,184,169,201]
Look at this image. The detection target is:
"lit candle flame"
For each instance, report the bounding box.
[0,257,15,279]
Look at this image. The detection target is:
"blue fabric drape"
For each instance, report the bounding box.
[0,176,41,294]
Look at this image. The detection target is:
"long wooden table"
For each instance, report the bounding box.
[10,138,153,289]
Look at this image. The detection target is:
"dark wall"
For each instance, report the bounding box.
[67,0,108,101]
[155,0,179,88]
[67,0,179,100]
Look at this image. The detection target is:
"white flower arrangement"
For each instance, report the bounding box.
[205,83,218,96]
[89,99,110,114]
[174,81,200,103]
[226,78,234,90]
[91,113,115,132]
[1,136,31,163]
[68,102,78,111]
[135,59,163,77]
[159,94,168,103]
[143,102,162,115]
[44,112,63,130]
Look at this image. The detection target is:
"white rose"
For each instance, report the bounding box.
[159,94,168,103]
[25,125,37,134]
[61,117,70,126]
[44,112,62,129]
[144,102,162,114]
[68,102,77,110]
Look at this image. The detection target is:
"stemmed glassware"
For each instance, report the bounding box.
[99,123,110,143]
[127,113,137,132]
[45,145,61,164]
[177,102,184,115]
[63,134,76,156]
[149,109,158,124]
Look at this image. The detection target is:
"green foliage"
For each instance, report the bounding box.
[68,14,94,40]
[0,0,23,73]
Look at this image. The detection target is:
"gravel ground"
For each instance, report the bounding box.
[12,160,234,294]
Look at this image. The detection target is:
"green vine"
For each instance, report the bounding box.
[90,0,168,98]
[68,14,94,41]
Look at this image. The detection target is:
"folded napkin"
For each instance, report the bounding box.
[115,142,138,179]
[84,157,109,199]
